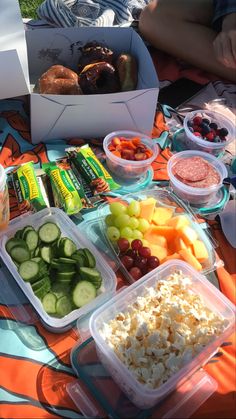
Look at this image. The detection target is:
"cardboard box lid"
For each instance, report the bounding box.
[0,0,30,100]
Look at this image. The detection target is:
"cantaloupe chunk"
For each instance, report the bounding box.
[139,198,157,222]
[179,226,198,246]
[167,215,190,230]
[175,236,187,252]
[163,252,181,262]
[179,249,202,271]
[144,226,176,243]
[152,207,174,226]
[192,240,209,262]
[149,244,168,262]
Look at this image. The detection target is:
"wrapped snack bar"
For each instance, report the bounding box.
[12,162,47,213]
[66,145,120,194]
[43,161,83,215]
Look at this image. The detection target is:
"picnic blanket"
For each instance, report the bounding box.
[0,37,236,419]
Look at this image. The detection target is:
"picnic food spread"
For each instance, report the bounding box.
[0,5,235,416]
[36,42,138,95]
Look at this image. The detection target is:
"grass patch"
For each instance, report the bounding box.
[19,0,44,18]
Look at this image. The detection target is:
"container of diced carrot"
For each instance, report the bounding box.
[103,130,159,181]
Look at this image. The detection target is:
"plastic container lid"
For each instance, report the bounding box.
[89,260,235,410]
[68,337,218,419]
[0,164,6,192]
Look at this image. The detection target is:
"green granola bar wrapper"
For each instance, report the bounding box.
[12,162,47,213]
[66,144,120,194]
[56,158,94,209]
[43,162,82,215]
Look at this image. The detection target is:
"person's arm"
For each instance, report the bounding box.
[212,0,236,68]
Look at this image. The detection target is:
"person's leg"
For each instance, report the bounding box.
[139,0,236,82]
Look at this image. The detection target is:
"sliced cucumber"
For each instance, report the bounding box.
[34,277,51,300]
[58,238,77,258]
[51,282,69,299]
[79,267,101,281]
[72,251,86,267]
[38,222,61,244]
[42,293,57,314]
[6,238,28,254]
[83,248,96,268]
[34,246,41,257]
[22,226,35,240]
[15,229,23,239]
[32,276,48,291]
[56,271,75,281]
[57,257,76,265]
[10,246,30,263]
[25,230,39,251]
[72,281,96,308]
[18,260,39,282]
[40,246,53,264]
[56,296,72,317]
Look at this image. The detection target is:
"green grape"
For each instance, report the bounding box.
[142,239,150,247]
[132,229,143,240]
[127,200,141,217]
[120,227,133,239]
[109,202,127,216]
[129,217,139,230]
[107,226,120,241]
[138,218,150,233]
[115,214,131,229]
[105,214,115,226]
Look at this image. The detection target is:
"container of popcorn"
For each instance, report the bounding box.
[89,260,235,409]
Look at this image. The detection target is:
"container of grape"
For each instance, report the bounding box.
[99,188,217,284]
[0,207,117,332]
[183,109,235,157]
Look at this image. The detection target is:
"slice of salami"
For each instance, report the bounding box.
[183,163,220,188]
[173,157,209,181]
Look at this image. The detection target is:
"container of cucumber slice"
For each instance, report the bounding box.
[0,208,117,332]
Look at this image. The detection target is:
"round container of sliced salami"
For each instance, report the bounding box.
[183,109,235,157]
[167,150,228,205]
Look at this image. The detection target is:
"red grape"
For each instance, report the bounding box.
[117,238,130,253]
[126,249,137,259]
[134,256,147,270]
[147,256,159,269]
[131,239,143,251]
[129,267,142,281]
[120,255,134,270]
[138,246,151,258]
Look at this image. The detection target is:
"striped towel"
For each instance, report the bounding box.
[37,0,148,27]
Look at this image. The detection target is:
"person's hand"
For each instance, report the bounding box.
[213,13,236,69]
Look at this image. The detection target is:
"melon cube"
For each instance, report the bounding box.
[175,236,187,251]
[152,207,174,225]
[149,244,168,262]
[167,215,190,230]
[139,197,157,222]
[179,249,202,271]
[179,226,198,246]
[192,240,209,262]
[163,252,181,262]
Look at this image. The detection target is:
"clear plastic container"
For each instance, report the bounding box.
[89,260,235,410]
[98,187,218,283]
[103,130,159,181]
[0,164,10,232]
[167,150,228,205]
[0,207,117,332]
[183,110,235,157]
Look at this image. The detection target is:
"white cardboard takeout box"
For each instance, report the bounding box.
[0,0,30,100]
[1,1,159,143]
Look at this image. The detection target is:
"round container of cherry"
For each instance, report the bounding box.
[183,109,235,157]
[167,150,228,205]
[103,130,159,181]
